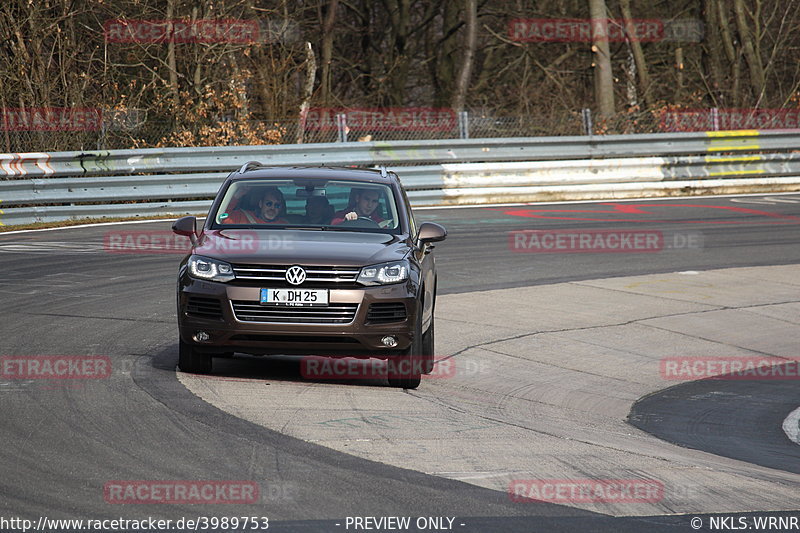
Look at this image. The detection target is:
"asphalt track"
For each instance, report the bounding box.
[629,368,800,474]
[0,194,799,532]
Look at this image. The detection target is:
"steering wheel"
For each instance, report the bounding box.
[339,216,380,228]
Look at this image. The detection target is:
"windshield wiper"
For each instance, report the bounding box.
[281,225,328,231]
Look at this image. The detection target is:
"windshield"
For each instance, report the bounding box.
[211,178,401,233]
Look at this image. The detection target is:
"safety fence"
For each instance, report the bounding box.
[1,129,799,226]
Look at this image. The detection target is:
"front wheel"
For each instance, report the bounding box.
[387,352,422,389]
[178,339,212,374]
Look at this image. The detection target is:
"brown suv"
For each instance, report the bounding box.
[172,164,446,388]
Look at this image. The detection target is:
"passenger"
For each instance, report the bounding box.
[221,187,288,225]
[304,195,335,225]
[331,188,385,225]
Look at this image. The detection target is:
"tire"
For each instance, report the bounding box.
[421,317,435,374]
[387,352,422,389]
[388,310,423,389]
[178,339,212,374]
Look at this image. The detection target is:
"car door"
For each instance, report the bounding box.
[399,180,436,332]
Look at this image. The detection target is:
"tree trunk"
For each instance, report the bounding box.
[451,0,477,112]
[589,0,615,118]
[625,48,637,107]
[619,0,649,107]
[166,0,180,108]
[702,0,725,106]
[716,0,741,107]
[319,0,339,105]
[296,42,317,144]
[675,47,685,100]
[430,2,459,107]
[192,6,202,96]
[733,0,766,103]
[385,0,411,106]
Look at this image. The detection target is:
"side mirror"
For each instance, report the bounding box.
[418,222,447,244]
[172,216,198,245]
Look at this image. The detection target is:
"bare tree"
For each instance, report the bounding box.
[319,0,339,105]
[451,0,477,112]
[701,0,725,106]
[716,0,742,107]
[384,0,412,106]
[619,0,650,107]
[296,42,317,144]
[166,0,179,108]
[734,0,766,104]
[428,2,459,108]
[589,0,615,117]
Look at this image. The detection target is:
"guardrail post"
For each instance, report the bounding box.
[336,113,348,142]
[582,108,593,136]
[458,111,470,139]
[711,108,720,131]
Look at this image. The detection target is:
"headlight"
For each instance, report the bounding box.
[188,255,235,282]
[357,260,409,286]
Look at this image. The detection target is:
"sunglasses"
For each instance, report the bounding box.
[263,200,282,208]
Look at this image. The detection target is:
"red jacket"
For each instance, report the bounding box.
[221,210,288,225]
[220,194,288,225]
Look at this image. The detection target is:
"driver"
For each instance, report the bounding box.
[331,188,385,225]
[221,187,288,225]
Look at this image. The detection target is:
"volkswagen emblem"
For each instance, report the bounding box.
[285,265,307,286]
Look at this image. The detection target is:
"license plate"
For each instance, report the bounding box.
[260,288,328,307]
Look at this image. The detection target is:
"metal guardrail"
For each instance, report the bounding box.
[1,130,800,226]
[1,130,796,177]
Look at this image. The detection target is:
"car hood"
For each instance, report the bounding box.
[193,229,411,266]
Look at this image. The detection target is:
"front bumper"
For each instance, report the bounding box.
[177,275,419,357]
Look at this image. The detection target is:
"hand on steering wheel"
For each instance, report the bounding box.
[339,212,380,227]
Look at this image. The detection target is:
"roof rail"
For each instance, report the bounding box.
[238,161,263,174]
[380,165,388,178]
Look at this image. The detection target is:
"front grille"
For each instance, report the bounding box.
[232,264,361,288]
[366,302,407,324]
[230,334,359,344]
[186,296,223,319]
[232,301,359,324]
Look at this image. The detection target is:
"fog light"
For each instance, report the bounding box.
[193,331,210,342]
[381,336,398,348]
